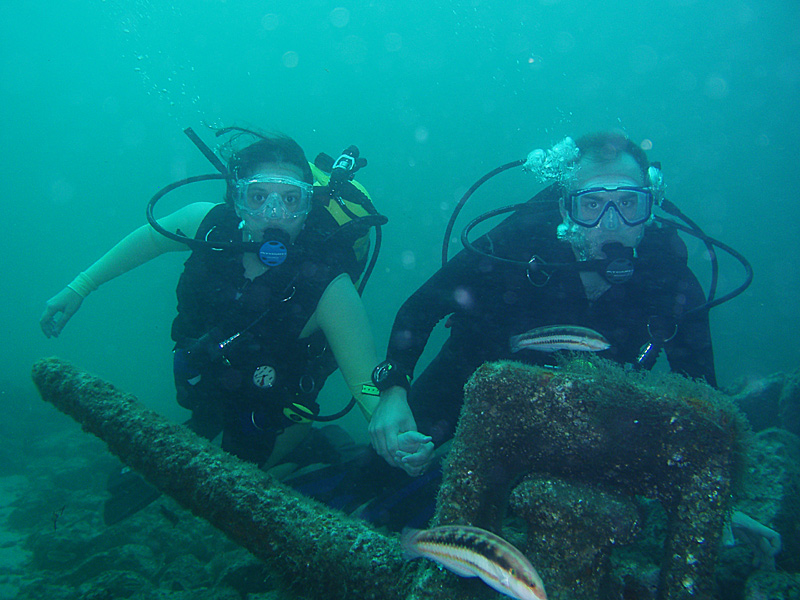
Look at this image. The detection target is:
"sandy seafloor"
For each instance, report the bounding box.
[0,404,288,600]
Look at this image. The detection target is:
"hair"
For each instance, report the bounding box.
[571,131,650,183]
[556,132,654,247]
[224,134,313,205]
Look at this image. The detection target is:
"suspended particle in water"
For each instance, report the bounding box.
[282,51,299,68]
[384,32,402,52]
[262,13,279,31]
[704,75,729,100]
[401,250,416,270]
[330,7,350,28]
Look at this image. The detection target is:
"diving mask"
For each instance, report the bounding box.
[235,175,313,220]
[567,186,654,228]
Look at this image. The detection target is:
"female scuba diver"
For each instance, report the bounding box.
[40,132,383,471]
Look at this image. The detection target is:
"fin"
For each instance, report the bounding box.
[400,527,423,559]
[355,467,441,531]
[103,466,161,526]
[284,449,441,531]
[284,462,369,513]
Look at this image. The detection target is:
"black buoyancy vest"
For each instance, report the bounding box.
[171,204,344,407]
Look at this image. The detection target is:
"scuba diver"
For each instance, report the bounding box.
[369,130,752,477]
[325,131,777,569]
[287,131,764,540]
[40,127,388,522]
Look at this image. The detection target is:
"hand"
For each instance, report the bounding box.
[395,431,435,477]
[731,510,782,571]
[40,287,84,338]
[369,386,433,476]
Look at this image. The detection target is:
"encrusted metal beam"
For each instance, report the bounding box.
[31,357,413,600]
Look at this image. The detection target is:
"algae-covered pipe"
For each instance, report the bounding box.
[32,357,414,600]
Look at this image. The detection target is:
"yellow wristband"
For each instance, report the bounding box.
[360,384,380,397]
[67,272,99,299]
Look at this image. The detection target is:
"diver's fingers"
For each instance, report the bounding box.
[370,427,401,468]
[40,303,66,338]
[397,441,435,476]
[396,453,426,477]
[767,531,782,554]
[53,305,79,336]
[40,288,83,338]
[396,430,433,453]
[756,538,777,571]
[401,464,425,477]
[39,306,58,337]
[369,430,390,464]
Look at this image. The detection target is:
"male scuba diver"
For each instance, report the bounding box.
[290,132,735,531]
[369,131,723,477]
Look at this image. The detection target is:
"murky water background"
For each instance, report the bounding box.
[3,0,798,438]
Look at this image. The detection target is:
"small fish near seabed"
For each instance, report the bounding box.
[509,324,610,354]
[401,524,547,600]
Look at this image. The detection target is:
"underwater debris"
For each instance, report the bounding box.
[419,359,749,600]
[31,355,755,600]
[31,357,412,600]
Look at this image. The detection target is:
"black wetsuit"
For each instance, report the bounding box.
[388,187,716,446]
[171,204,357,464]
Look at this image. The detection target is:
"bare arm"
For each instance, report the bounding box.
[307,273,381,420]
[729,510,782,570]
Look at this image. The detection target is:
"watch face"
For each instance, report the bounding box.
[373,362,392,388]
[376,365,389,382]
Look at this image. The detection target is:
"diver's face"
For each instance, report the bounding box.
[561,154,647,260]
[235,162,310,243]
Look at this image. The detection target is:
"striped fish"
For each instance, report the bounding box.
[401,525,547,600]
[509,325,610,354]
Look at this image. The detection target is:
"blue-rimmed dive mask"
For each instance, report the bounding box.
[567,186,654,229]
[234,175,314,220]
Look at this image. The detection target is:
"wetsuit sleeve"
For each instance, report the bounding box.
[664,266,717,387]
[386,194,558,379]
[313,273,381,420]
[386,249,480,378]
[79,203,215,292]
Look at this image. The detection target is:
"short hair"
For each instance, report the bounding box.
[573,131,650,182]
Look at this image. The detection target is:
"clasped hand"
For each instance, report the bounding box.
[369,387,434,477]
